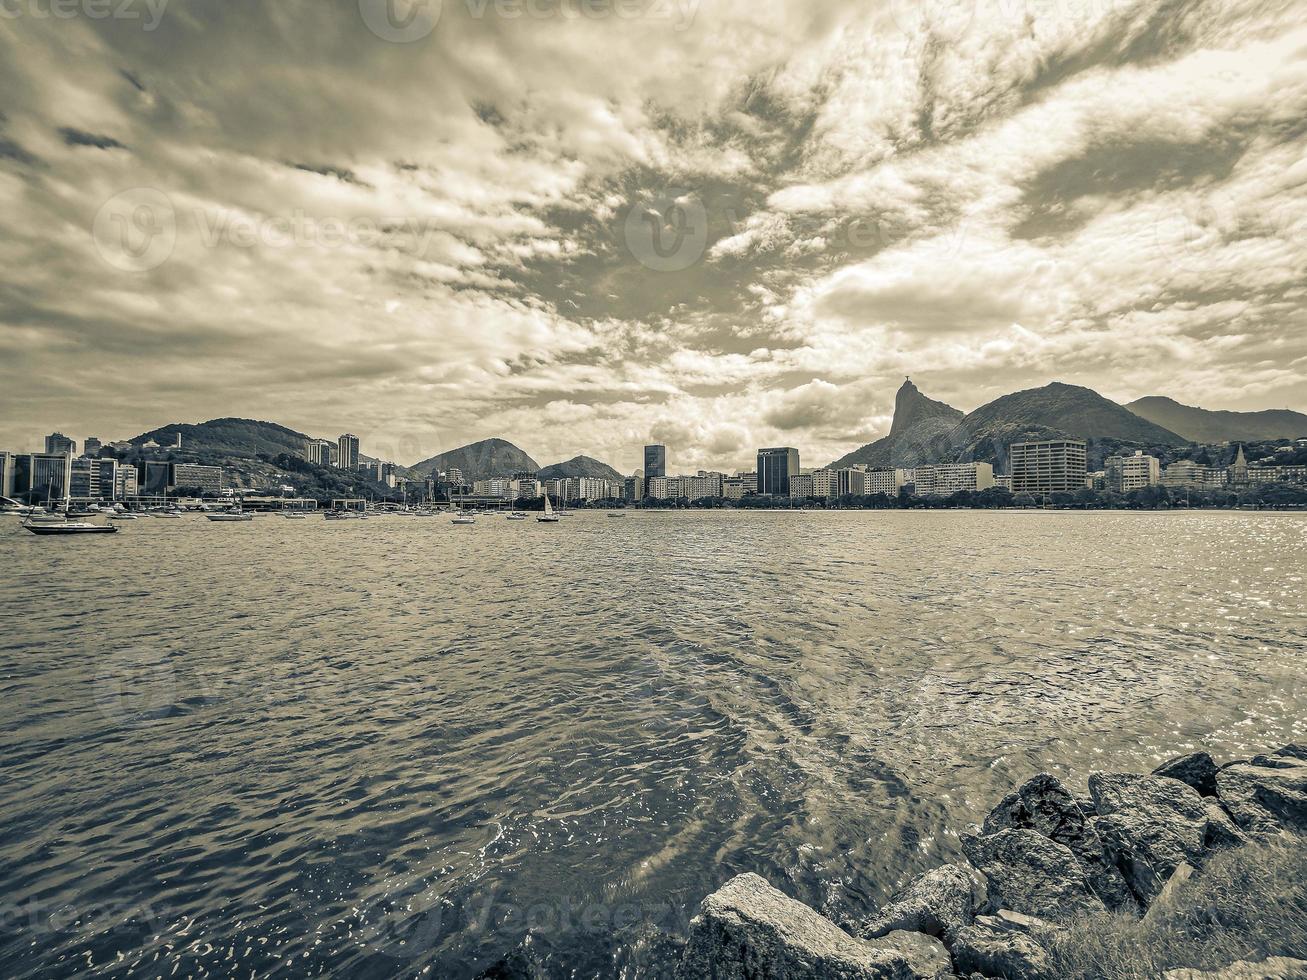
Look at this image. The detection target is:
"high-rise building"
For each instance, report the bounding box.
[1161,460,1226,489]
[13,453,72,503]
[83,437,102,457]
[1104,451,1160,493]
[337,434,360,471]
[910,462,994,496]
[789,473,814,498]
[756,447,799,496]
[1009,440,1088,496]
[643,444,667,479]
[45,432,75,456]
[70,457,119,500]
[623,475,644,501]
[172,463,224,493]
[0,451,14,499]
[305,439,335,466]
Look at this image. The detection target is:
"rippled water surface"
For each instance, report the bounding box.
[2,510,1305,978]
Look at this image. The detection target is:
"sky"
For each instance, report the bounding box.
[1,0,1305,472]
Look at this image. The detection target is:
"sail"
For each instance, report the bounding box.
[543,494,554,516]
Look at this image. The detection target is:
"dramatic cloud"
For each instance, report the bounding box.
[1,0,1305,471]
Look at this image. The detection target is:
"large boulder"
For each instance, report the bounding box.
[951,916,1053,980]
[1272,744,1307,761]
[861,864,974,944]
[1163,956,1307,978]
[1216,757,1307,835]
[1202,799,1250,851]
[678,873,943,979]
[960,829,1105,923]
[875,931,952,979]
[1154,752,1220,798]
[981,773,1133,910]
[1089,772,1208,905]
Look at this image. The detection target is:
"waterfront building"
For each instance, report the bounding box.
[45,432,75,456]
[337,434,360,471]
[757,447,799,496]
[643,445,667,480]
[864,468,907,496]
[681,472,723,500]
[511,477,540,500]
[834,467,869,497]
[995,474,1013,491]
[70,457,119,500]
[646,476,670,500]
[722,477,745,499]
[0,451,13,498]
[1105,451,1160,493]
[810,469,835,498]
[12,452,72,503]
[623,475,644,501]
[789,473,814,498]
[1161,460,1227,489]
[173,463,224,493]
[910,462,994,496]
[116,465,138,499]
[1009,440,1087,495]
[83,437,102,457]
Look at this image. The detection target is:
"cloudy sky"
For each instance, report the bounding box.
[1,0,1305,471]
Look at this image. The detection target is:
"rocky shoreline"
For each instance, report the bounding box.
[676,744,1307,980]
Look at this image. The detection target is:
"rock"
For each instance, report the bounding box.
[876,930,952,979]
[1089,772,1208,905]
[861,864,974,943]
[1216,758,1307,835]
[952,918,1053,980]
[1154,752,1220,797]
[1163,956,1307,978]
[1251,755,1305,770]
[1203,798,1250,851]
[476,935,554,979]
[986,909,1057,941]
[678,873,942,979]
[1143,862,1195,923]
[960,829,1105,923]
[981,773,1134,911]
[1272,744,1307,761]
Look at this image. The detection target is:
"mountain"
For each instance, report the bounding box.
[829,379,964,469]
[130,418,312,458]
[947,382,1187,470]
[409,438,539,482]
[537,455,623,481]
[1126,396,1307,443]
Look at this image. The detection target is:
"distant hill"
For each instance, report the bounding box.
[131,418,312,458]
[830,379,963,468]
[537,455,623,481]
[948,383,1187,469]
[410,438,539,481]
[1126,396,1307,443]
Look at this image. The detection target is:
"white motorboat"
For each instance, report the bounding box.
[506,512,528,520]
[150,510,182,519]
[451,514,477,524]
[537,495,560,523]
[281,512,307,519]
[207,509,254,522]
[25,520,118,535]
[109,512,140,520]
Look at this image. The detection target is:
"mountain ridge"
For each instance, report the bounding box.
[1126,396,1307,443]
[537,455,623,481]
[409,438,539,482]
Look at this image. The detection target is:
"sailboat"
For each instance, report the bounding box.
[537,494,560,523]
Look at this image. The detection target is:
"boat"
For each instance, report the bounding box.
[506,512,528,520]
[324,510,362,520]
[206,510,254,522]
[25,520,119,535]
[451,512,477,524]
[25,511,67,524]
[109,512,140,520]
[150,509,182,519]
[607,512,626,518]
[537,495,560,523]
[281,512,307,520]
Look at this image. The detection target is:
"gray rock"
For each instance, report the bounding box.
[1216,758,1307,835]
[1143,862,1195,923]
[1273,744,1307,761]
[876,930,952,979]
[861,864,974,944]
[1154,752,1220,797]
[1089,772,1208,905]
[1251,755,1304,770]
[1203,798,1250,851]
[678,873,942,980]
[1163,956,1307,978]
[981,772,1134,911]
[952,918,1053,980]
[986,909,1057,941]
[960,829,1105,923]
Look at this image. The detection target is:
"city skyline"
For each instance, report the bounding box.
[4,3,1307,472]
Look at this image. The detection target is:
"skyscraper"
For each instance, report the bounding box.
[757,447,799,496]
[643,444,667,479]
[337,433,360,471]
[45,432,75,456]
[1009,440,1087,495]
[83,437,102,457]
[305,439,335,466]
